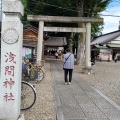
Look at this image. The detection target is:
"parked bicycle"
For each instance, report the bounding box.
[33,65,46,80]
[22,58,46,83]
[21,81,36,110]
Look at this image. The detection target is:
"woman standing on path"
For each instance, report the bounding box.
[63,48,74,85]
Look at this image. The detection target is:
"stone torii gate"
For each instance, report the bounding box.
[28,15,103,73]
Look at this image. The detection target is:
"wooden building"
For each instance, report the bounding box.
[44,37,67,55]
[23,25,38,62]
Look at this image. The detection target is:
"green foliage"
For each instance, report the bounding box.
[83,0,111,17]
[21,0,30,25]
[82,0,111,37]
[21,0,111,35]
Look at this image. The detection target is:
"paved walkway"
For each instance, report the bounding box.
[50,60,120,120]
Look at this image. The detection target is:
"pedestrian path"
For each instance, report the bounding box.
[50,60,120,120]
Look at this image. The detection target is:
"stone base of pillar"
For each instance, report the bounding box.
[82,67,93,74]
[18,114,25,120]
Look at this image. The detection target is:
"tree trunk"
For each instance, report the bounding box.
[76,0,86,65]
[69,32,74,53]
[67,32,74,53]
[77,29,86,65]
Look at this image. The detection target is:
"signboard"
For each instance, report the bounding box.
[22,47,32,59]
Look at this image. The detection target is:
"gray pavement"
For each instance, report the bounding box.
[50,60,120,120]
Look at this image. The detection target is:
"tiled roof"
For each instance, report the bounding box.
[24,25,38,33]
[91,30,120,45]
[44,37,67,46]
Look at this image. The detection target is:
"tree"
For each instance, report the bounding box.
[21,0,111,64]
[74,0,111,64]
[21,0,110,36]
[21,0,30,24]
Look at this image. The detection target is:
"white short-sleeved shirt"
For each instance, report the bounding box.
[63,52,74,69]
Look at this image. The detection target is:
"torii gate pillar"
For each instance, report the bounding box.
[82,22,92,74]
[86,22,91,68]
[37,21,44,62]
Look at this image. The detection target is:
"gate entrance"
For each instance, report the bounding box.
[28,15,103,73]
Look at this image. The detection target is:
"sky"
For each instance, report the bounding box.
[101,1,120,34]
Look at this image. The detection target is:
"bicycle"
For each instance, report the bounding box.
[33,65,46,81]
[22,60,45,83]
[21,81,36,110]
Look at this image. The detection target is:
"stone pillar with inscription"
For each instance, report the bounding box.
[0,0,24,120]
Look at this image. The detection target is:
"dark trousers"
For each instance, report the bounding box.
[115,59,117,63]
[64,69,73,82]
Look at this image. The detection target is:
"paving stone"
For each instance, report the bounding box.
[87,118,109,120]
[83,109,108,119]
[74,95,94,105]
[94,99,115,109]
[101,108,120,120]
[62,107,85,119]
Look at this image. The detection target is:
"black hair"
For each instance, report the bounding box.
[66,48,70,52]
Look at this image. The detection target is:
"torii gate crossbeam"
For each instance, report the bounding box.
[44,27,86,32]
[28,15,103,23]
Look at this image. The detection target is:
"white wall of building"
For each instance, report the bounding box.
[100,48,112,53]
[100,49,112,60]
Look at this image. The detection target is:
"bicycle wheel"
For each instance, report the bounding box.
[21,81,36,110]
[41,66,46,78]
[40,67,46,77]
[36,67,44,83]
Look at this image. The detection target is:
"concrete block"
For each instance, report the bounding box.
[82,67,94,74]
